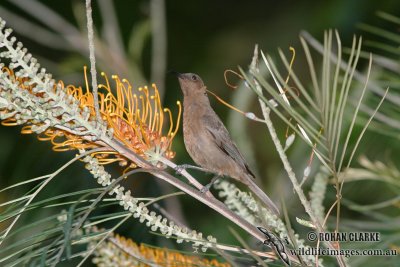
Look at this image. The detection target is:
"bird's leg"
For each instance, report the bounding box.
[174,164,210,175]
[200,175,220,194]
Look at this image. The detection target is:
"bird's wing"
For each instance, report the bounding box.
[202,113,256,179]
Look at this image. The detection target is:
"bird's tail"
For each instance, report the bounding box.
[245,177,280,216]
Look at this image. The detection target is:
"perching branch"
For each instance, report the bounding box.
[102,138,301,265]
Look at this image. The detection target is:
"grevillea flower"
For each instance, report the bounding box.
[91,233,230,267]
[0,66,181,169]
[95,71,181,167]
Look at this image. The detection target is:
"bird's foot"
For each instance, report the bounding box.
[200,175,220,194]
[174,165,185,176]
[200,184,211,194]
[174,164,210,176]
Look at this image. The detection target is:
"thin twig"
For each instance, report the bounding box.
[85,0,101,124]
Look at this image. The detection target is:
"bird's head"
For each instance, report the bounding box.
[171,72,206,96]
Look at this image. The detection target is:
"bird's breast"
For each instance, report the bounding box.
[182,105,206,159]
[182,105,212,156]
[182,104,236,177]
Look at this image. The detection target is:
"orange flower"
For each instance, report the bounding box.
[94,234,231,267]
[0,67,181,169]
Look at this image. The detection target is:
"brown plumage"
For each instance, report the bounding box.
[175,72,280,216]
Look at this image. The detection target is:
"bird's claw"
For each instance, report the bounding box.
[174,165,185,176]
[200,185,211,194]
[174,164,208,176]
[200,175,219,194]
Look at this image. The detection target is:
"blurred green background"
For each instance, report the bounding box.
[0,0,400,266]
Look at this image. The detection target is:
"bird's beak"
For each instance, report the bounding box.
[168,70,183,79]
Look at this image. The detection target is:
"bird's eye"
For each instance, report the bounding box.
[191,75,197,81]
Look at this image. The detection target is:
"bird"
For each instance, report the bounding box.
[174,72,280,216]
